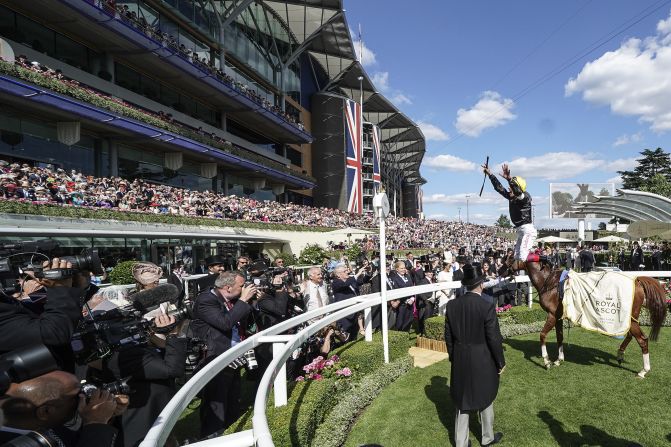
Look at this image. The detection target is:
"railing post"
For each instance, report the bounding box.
[272,342,287,407]
[363,307,372,341]
[528,277,533,309]
[258,335,292,408]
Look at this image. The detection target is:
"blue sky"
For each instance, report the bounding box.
[344,0,671,228]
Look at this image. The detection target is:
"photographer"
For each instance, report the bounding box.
[0,370,125,447]
[85,295,187,447]
[0,259,88,371]
[190,271,257,437]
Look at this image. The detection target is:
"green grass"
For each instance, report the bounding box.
[346,327,671,447]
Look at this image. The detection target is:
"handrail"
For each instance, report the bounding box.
[140,280,460,447]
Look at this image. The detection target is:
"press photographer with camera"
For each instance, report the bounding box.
[0,257,90,372]
[84,276,188,447]
[0,369,126,447]
[190,271,257,438]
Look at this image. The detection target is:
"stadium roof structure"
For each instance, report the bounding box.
[572,189,671,222]
[261,0,426,185]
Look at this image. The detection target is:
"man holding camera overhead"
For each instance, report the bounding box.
[191,270,258,437]
[0,258,89,372]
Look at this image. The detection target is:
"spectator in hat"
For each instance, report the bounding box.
[195,255,227,294]
[445,263,505,447]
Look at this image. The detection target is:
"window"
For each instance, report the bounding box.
[16,14,55,56]
[286,147,302,167]
[55,34,90,72]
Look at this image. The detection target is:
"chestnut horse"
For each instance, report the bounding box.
[502,259,667,378]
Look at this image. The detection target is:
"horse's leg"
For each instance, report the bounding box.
[540,313,556,369]
[553,318,564,366]
[616,332,633,365]
[629,321,650,378]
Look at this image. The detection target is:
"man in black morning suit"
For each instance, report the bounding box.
[445,263,506,447]
[195,255,227,294]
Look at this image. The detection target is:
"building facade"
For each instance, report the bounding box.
[0,0,424,215]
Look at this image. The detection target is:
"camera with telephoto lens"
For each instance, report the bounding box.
[0,240,103,296]
[0,345,57,396]
[80,377,132,400]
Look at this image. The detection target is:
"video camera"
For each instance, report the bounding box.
[245,262,299,293]
[0,240,103,296]
[70,284,195,363]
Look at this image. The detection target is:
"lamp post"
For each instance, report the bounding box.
[465,194,471,224]
[373,192,390,363]
[458,207,461,222]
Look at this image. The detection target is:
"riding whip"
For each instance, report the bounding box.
[479,155,489,197]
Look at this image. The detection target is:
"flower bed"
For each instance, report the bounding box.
[223,331,412,447]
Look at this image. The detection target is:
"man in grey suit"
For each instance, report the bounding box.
[445,263,506,447]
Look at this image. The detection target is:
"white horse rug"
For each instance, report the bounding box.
[563,271,636,336]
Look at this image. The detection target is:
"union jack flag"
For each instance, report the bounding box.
[371,124,382,192]
[344,99,363,214]
[417,185,423,213]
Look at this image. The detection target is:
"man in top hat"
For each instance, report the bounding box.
[445,263,505,447]
[195,255,227,294]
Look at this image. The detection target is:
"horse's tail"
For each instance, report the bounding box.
[637,276,667,342]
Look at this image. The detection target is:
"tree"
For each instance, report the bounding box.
[598,188,611,197]
[619,148,671,190]
[552,191,574,216]
[598,222,607,230]
[639,173,671,198]
[495,214,512,228]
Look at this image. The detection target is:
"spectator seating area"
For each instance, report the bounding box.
[0,159,514,251]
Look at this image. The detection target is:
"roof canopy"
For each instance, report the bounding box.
[260,1,424,185]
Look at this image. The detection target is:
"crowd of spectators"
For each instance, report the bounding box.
[0,159,515,252]
[98,0,304,129]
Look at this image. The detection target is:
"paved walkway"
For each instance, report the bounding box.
[408,346,449,368]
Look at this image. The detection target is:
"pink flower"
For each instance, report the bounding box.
[295,376,304,382]
[340,367,352,377]
[313,374,323,381]
[324,360,335,367]
[330,354,340,362]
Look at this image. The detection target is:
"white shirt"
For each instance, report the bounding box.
[303,280,329,314]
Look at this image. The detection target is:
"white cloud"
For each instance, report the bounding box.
[503,152,603,180]
[371,72,389,91]
[455,91,517,137]
[602,157,638,172]
[390,93,412,106]
[370,71,412,106]
[566,12,671,132]
[613,132,643,147]
[353,39,377,66]
[424,154,478,171]
[417,121,450,141]
[495,152,637,181]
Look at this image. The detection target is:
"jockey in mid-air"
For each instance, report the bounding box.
[483,163,537,264]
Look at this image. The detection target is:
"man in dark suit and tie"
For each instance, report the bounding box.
[389,260,415,331]
[195,255,227,294]
[445,263,506,447]
[191,271,258,437]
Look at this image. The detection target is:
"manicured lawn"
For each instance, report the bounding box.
[346,327,671,447]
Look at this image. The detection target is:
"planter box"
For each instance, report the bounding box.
[416,336,448,353]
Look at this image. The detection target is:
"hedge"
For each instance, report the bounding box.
[109,260,137,285]
[310,355,413,447]
[0,200,336,233]
[0,60,315,183]
[224,331,412,446]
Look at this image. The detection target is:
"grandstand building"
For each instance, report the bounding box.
[0,0,425,216]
